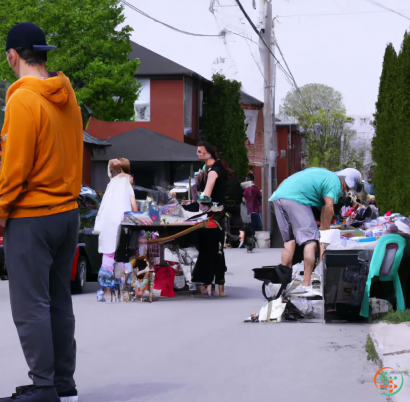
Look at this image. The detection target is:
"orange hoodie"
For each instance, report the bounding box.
[0,72,83,219]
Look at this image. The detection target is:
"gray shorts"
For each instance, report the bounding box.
[273,199,319,246]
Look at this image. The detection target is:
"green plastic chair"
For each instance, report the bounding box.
[360,234,406,318]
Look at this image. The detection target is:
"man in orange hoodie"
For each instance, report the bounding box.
[0,23,82,402]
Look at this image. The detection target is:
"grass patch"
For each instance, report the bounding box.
[366,335,382,367]
[377,309,410,324]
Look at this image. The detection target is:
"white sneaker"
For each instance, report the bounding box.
[290,285,312,295]
[60,397,78,402]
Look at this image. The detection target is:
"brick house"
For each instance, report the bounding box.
[86,41,271,191]
[245,113,302,189]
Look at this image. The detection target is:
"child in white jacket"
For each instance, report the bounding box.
[94,158,138,301]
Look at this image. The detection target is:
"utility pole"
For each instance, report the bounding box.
[261,0,276,231]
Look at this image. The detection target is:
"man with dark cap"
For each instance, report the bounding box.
[0,23,82,402]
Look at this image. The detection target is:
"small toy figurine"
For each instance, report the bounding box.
[132,268,149,302]
[121,257,136,303]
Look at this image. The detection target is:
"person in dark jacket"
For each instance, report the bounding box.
[193,141,229,296]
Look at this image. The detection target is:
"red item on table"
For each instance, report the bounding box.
[153,261,179,298]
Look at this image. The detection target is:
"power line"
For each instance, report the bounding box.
[234,0,293,82]
[243,36,266,84]
[227,30,257,43]
[120,0,223,37]
[278,10,400,18]
[234,0,303,98]
[122,0,253,45]
[273,33,300,102]
[364,0,410,21]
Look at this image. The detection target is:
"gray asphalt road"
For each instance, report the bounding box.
[0,249,382,402]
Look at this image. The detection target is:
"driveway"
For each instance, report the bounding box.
[0,249,380,402]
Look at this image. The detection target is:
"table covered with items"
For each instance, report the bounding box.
[105,200,224,303]
[246,191,410,324]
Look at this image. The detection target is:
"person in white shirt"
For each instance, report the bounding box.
[94,158,138,301]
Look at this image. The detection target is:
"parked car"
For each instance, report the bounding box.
[0,186,103,294]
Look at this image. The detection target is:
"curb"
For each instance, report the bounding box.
[369,324,410,402]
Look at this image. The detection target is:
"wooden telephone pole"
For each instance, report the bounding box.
[261,0,277,231]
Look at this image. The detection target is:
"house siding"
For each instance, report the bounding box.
[87,79,184,142]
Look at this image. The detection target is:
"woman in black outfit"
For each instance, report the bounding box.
[192,141,229,297]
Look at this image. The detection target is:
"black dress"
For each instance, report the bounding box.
[192,160,227,286]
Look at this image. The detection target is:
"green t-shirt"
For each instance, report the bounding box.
[270,168,341,208]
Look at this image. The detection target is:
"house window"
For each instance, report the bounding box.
[134,78,151,122]
[184,77,193,136]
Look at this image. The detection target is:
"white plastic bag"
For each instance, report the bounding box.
[240,203,251,224]
[258,298,286,322]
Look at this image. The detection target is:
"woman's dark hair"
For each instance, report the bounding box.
[221,160,235,179]
[247,172,254,181]
[15,47,47,65]
[197,141,218,159]
[197,141,235,178]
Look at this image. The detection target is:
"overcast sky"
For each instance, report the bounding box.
[122,0,410,116]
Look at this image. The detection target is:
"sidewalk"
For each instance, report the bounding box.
[370,322,410,401]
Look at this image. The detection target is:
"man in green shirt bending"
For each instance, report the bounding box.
[270,167,361,295]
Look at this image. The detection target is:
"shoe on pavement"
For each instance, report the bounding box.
[290,285,312,295]
[1,386,59,401]
[12,385,78,402]
[58,389,78,402]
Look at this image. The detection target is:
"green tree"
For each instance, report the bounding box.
[392,32,410,215]
[279,83,365,172]
[372,43,398,214]
[0,0,140,124]
[202,73,248,178]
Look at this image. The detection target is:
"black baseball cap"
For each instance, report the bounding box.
[6,23,56,52]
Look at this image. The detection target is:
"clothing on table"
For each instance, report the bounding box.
[94,175,135,254]
[4,209,79,393]
[273,198,319,246]
[335,168,362,189]
[243,184,262,215]
[270,167,341,209]
[0,73,83,219]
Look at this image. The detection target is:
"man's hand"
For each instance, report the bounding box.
[0,217,7,228]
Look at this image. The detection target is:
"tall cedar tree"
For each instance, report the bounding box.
[202,74,248,178]
[0,0,140,124]
[372,43,398,214]
[396,33,410,215]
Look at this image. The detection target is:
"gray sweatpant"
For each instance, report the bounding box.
[4,209,79,393]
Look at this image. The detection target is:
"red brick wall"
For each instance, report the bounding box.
[87,79,184,141]
[277,125,289,186]
[293,133,302,173]
[253,166,262,189]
